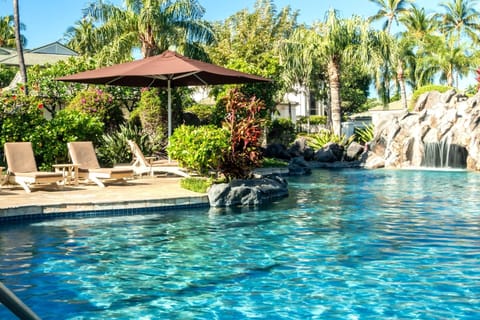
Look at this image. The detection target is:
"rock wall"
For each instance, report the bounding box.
[369,90,480,170]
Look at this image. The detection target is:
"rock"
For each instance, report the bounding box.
[361,151,385,169]
[208,175,289,207]
[314,142,344,162]
[263,143,291,160]
[288,157,311,175]
[345,141,365,161]
[371,89,480,170]
[288,137,314,160]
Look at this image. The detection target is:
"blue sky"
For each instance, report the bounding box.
[0,0,434,49]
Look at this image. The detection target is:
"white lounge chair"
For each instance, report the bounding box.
[4,142,64,193]
[67,141,134,187]
[125,140,190,177]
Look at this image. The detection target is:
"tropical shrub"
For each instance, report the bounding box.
[0,91,46,147]
[180,177,213,193]
[297,115,327,125]
[167,124,230,176]
[267,118,296,146]
[66,87,124,132]
[218,89,265,181]
[410,85,453,109]
[262,157,288,167]
[184,103,215,125]
[35,109,104,169]
[129,88,165,148]
[306,130,354,150]
[354,123,375,144]
[97,124,149,166]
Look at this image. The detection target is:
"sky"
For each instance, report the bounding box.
[0,0,435,49]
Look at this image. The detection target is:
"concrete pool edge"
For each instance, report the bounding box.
[0,195,210,222]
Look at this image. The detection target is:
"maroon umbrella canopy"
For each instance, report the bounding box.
[57,50,270,87]
[57,50,270,138]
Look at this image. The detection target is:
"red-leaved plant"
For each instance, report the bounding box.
[219,89,265,181]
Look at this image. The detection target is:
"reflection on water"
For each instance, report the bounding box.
[0,169,479,319]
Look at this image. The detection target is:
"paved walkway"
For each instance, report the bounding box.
[0,177,208,222]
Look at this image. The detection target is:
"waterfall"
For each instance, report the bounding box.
[422,138,467,169]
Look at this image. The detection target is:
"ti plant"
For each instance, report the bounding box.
[219,89,265,181]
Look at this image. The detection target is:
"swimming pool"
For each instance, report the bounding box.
[0,169,479,319]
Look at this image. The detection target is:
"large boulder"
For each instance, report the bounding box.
[208,175,288,207]
[345,141,365,161]
[371,90,480,170]
[288,157,312,175]
[263,143,291,160]
[314,142,344,162]
[288,137,315,160]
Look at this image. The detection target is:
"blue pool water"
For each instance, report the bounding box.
[0,169,479,319]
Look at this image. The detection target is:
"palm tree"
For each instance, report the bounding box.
[369,0,412,34]
[64,17,99,57]
[426,36,471,87]
[278,26,320,131]
[13,0,27,91]
[315,10,372,136]
[437,0,480,44]
[0,15,25,48]
[83,0,214,63]
[398,5,437,90]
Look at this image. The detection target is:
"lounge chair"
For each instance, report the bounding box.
[67,141,134,187]
[124,140,190,177]
[4,142,64,193]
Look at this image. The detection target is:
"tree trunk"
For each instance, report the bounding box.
[328,59,342,136]
[397,59,407,109]
[13,0,27,93]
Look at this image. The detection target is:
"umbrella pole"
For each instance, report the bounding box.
[168,79,172,163]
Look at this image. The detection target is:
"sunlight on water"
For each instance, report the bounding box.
[1,169,479,319]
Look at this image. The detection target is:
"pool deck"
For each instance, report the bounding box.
[0,176,209,222]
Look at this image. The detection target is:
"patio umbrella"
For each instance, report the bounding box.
[57,50,270,138]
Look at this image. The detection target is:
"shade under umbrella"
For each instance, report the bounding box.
[57,50,270,138]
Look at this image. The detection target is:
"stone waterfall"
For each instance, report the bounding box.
[366,89,480,170]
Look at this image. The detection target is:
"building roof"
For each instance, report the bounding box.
[0,42,77,66]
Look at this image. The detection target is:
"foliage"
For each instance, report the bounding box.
[0,92,45,147]
[27,56,141,116]
[184,103,215,125]
[167,124,230,176]
[35,109,104,169]
[0,93,103,169]
[267,118,296,146]
[218,89,265,181]
[354,123,375,144]
[410,84,453,109]
[297,115,327,125]
[306,130,355,150]
[0,65,17,87]
[66,87,124,132]
[130,88,165,146]
[81,0,214,62]
[180,177,213,193]
[207,0,298,114]
[96,124,149,167]
[261,157,289,167]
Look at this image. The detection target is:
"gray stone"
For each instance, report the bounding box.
[345,141,365,161]
[208,175,289,207]
[370,89,480,170]
[288,157,311,175]
[314,142,344,162]
[264,143,291,160]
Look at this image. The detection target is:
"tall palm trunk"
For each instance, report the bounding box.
[397,59,407,109]
[13,0,27,94]
[328,58,342,136]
